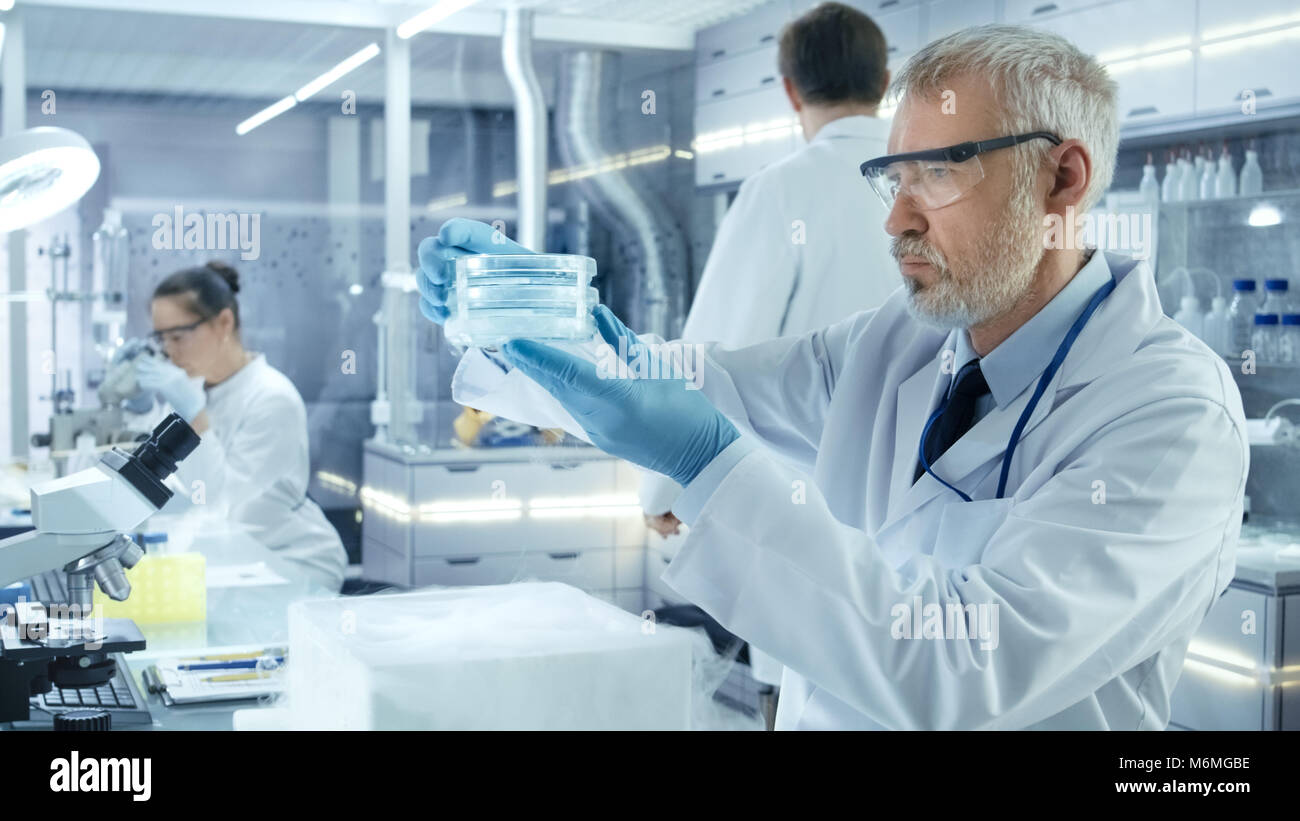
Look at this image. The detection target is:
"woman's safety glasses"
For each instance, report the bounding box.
[859,131,1061,211]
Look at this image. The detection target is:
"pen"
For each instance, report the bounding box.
[202,671,275,683]
[185,648,287,662]
[178,657,283,671]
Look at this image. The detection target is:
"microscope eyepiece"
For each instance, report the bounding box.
[97,413,200,509]
[131,413,201,480]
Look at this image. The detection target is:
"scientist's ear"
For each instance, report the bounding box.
[212,307,237,339]
[1045,138,1092,214]
[783,76,803,113]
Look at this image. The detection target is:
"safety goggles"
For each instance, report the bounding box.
[149,317,211,347]
[859,131,1062,211]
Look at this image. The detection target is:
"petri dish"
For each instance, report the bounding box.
[444,254,599,348]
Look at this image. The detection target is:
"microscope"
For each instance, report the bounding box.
[0,413,199,724]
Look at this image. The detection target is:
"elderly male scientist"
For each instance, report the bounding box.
[418,25,1247,730]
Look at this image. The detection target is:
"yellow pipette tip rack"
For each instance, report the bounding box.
[93,552,207,624]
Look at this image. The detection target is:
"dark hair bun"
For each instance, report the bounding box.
[205,260,240,294]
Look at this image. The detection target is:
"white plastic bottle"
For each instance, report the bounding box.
[1161,152,1179,203]
[1177,154,1197,200]
[1215,143,1236,199]
[1139,153,1160,204]
[1203,296,1231,355]
[1252,314,1279,364]
[1261,279,1291,316]
[1199,150,1217,199]
[1227,279,1259,355]
[1279,314,1300,366]
[1174,296,1205,340]
[1239,148,1263,196]
[1192,152,1208,200]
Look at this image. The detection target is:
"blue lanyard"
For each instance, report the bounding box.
[917,275,1118,502]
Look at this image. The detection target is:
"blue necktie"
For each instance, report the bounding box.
[915,359,990,483]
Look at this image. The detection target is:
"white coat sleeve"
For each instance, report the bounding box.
[663,396,1247,729]
[642,169,799,515]
[451,314,864,477]
[175,395,306,515]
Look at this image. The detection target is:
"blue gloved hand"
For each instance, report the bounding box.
[416,218,535,325]
[134,355,205,422]
[500,306,739,487]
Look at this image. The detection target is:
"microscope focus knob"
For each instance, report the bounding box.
[53,709,112,731]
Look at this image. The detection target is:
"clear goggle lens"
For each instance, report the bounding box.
[863,154,986,211]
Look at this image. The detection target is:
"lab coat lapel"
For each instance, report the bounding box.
[885,339,955,519]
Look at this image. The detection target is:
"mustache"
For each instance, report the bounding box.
[891,234,947,269]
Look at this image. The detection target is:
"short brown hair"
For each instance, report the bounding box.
[778,1,888,107]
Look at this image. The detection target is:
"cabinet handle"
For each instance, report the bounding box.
[760,34,775,44]
[712,173,726,180]
[888,45,898,54]
[1031,3,1059,14]
[879,0,900,8]
[443,465,480,472]
[548,462,582,470]
[711,88,726,97]
[446,557,481,566]
[548,552,579,561]
[760,76,776,85]
[711,49,726,59]
[1127,105,1158,117]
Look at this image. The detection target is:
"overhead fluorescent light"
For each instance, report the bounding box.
[235,95,297,136]
[397,0,482,40]
[1200,23,1300,57]
[1202,11,1300,42]
[295,43,380,102]
[0,1,12,11]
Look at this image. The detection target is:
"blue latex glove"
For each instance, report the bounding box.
[135,355,205,422]
[416,218,535,326]
[501,306,739,487]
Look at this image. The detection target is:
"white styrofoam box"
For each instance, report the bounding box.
[614,545,646,589]
[287,583,694,730]
[413,548,614,590]
[696,45,781,104]
[696,0,791,65]
[923,0,995,44]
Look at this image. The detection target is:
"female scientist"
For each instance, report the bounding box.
[135,261,346,592]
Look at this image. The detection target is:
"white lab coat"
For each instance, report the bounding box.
[168,354,346,592]
[641,115,897,688]
[451,252,1248,729]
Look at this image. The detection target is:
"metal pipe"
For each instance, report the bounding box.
[3,9,29,459]
[555,51,687,338]
[502,7,547,251]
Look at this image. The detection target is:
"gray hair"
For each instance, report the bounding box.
[889,24,1119,214]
